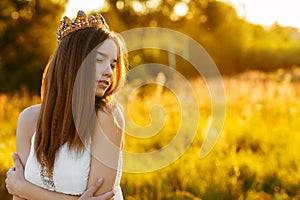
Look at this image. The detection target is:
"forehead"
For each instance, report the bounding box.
[97,39,118,58]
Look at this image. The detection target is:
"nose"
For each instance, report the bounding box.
[103,64,113,77]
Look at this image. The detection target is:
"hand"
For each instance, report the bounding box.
[5,153,25,196]
[79,178,116,200]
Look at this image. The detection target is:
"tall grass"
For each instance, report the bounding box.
[0,87,40,200]
[1,70,300,200]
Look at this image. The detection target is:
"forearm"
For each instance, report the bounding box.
[13,195,25,200]
[18,180,79,200]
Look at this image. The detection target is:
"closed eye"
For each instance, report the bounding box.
[96,57,104,62]
[96,53,105,62]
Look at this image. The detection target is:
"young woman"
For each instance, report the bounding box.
[5,10,127,200]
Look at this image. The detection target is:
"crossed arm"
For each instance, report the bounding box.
[6,153,116,200]
[5,104,124,200]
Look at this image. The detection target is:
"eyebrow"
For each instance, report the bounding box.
[97,51,117,62]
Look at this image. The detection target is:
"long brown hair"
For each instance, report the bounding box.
[35,26,127,172]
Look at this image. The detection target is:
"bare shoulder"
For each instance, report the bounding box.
[96,104,124,147]
[18,104,41,126]
[113,103,125,132]
[17,104,41,138]
[16,104,41,164]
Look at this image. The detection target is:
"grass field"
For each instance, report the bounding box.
[1,69,300,200]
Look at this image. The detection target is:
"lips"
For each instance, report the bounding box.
[97,80,110,89]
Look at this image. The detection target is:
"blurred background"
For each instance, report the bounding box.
[1,0,300,199]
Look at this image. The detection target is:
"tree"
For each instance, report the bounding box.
[0,0,67,93]
[102,0,300,75]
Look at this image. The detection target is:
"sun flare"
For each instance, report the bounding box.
[174,2,188,17]
[223,0,300,29]
[64,0,104,17]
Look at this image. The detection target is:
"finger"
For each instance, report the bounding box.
[5,178,11,194]
[12,153,24,170]
[85,178,104,196]
[99,190,115,200]
[6,166,16,176]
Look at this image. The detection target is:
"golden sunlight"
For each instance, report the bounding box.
[64,0,104,17]
[222,0,300,30]
[173,2,188,17]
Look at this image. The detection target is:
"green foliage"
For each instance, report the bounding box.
[119,70,300,200]
[0,0,66,93]
[1,0,300,92]
[103,0,300,75]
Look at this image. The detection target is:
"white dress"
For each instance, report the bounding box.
[24,133,123,199]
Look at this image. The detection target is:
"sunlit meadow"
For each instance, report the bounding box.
[1,68,300,200]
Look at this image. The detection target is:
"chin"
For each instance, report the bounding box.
[95,90,105,98]
[95,93,104,98]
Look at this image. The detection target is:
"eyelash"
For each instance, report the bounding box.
[96,58,116,69]
[110,63,117,69]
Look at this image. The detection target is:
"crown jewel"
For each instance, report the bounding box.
[56,10,109,42]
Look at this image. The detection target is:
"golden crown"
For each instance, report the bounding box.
[56,10,109,42]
